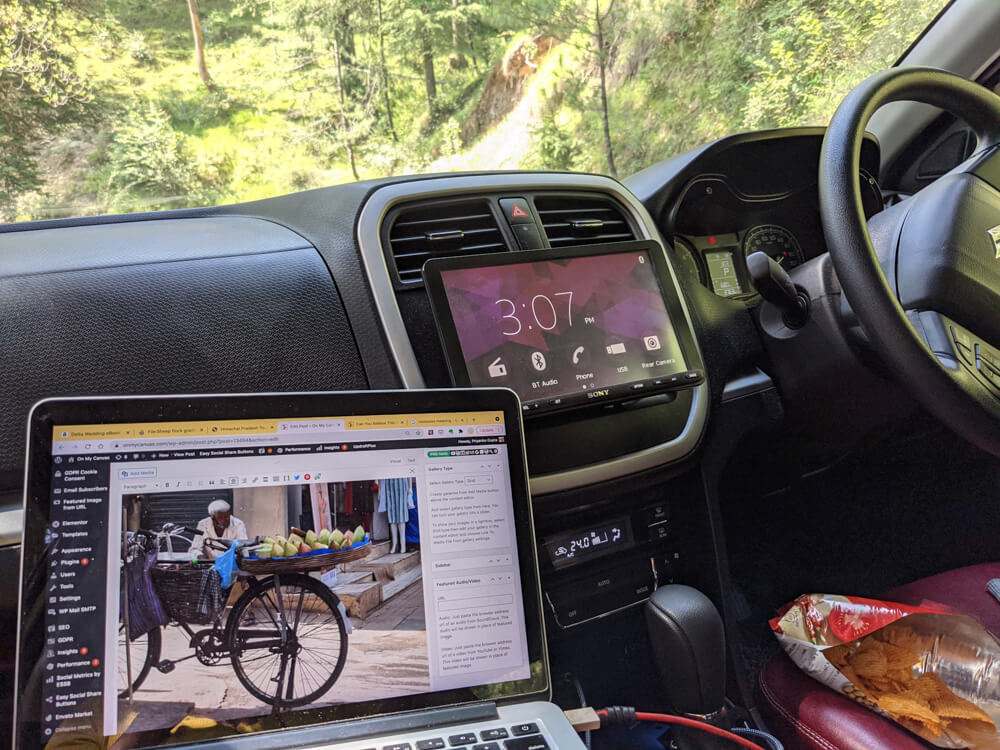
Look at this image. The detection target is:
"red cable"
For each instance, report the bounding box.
[596,709,767,750]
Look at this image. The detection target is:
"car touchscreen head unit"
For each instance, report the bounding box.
[424,240,703,416]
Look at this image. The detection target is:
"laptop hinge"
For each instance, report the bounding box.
[166,703,501,749]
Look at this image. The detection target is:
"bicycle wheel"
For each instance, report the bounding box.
[226,574,348,708]
[118,624,161,697]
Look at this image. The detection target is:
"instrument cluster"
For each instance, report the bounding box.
[668,138,883,300]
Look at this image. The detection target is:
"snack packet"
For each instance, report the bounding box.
[771,594,1000,748]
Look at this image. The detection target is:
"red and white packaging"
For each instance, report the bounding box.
[772,593,1000,748]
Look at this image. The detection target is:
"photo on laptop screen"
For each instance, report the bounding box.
[15,391,547,750]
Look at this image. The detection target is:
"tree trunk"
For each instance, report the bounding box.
[594,0,617,178]
[333,36,360,181]
[423,35,437,121]
[450,0,466,68]
[339,9,356,61]
[186,0,217,93]
[376,0,397,141]
[462,0,480,72]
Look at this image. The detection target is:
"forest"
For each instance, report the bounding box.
[2,0,943,221]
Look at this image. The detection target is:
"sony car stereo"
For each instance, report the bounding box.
[423,240,703,416]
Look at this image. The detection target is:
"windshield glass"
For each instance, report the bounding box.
[3,0,946,221]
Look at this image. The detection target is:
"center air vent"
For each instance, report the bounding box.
[535,194,635,247]
[386,199,506,285]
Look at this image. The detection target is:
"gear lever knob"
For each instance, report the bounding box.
[644,584,727,717]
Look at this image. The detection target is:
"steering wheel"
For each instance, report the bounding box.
[820,67,1000,457]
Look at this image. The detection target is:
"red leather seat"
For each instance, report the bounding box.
[757,563,1000,750]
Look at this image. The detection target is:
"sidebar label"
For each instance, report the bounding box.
[41,455,110,741]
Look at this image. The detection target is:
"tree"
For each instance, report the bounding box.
[423,29,439,120]
[185,0,217,93]
[386,0,489,126]
[375,0,398,141]
[242,0,378,177]
[593,0,616,177]
[513,0,620,177]
[449,0,466,69]
[0,0,92,215]
[333,34,360,180]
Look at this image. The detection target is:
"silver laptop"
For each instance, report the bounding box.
[15,390,584,750]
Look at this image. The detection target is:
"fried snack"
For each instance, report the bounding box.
[930,691,995,725]
[877,693,943,737]
[911,673,949,701]
[823,624,996,740]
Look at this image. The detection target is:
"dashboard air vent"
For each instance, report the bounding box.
[535,194,635,247]
[387,199,506,284]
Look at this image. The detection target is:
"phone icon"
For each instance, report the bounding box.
[572,346,585,364]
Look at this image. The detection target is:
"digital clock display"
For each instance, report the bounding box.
[544,518,634,569]
[425,243,688,411]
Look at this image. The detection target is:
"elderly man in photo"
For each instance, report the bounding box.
[190,499,248,560]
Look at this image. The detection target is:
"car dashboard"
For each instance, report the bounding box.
[0,126,874,736]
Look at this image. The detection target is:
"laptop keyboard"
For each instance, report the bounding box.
[372,722,549,750]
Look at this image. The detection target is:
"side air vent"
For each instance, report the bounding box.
[386,199,506,285]
[535,194,636,247]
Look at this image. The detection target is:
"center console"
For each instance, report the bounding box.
[356,173,709,495]
[355,174,716,712]
[423,239,706,481]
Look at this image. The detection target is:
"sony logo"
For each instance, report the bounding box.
[587,389,610,399]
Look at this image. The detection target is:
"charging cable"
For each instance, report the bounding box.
[564,705,770,750]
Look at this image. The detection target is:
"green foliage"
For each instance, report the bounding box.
[0,0,92,216]
[526,115,578,170]
[124,30,155,65]
[4,0,946,220]
[100,102,208,212]
[573,0,943,177]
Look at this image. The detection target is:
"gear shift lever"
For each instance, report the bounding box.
[645,585,728,749]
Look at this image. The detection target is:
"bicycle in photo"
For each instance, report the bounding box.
[119,523,353,709]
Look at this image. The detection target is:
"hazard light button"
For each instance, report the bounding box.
[499,198,533,225]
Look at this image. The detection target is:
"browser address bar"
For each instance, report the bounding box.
[115,435,282,450]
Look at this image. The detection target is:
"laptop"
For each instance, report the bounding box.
[15,389,585,750]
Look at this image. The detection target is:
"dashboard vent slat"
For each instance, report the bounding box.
[535,195,636,248]
[387,199,507,286]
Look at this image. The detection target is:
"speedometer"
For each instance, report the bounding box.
[743,225,804,269]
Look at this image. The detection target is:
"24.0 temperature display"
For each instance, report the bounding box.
[544,517,635,570]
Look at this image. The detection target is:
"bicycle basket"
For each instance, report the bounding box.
[150,564,226,625]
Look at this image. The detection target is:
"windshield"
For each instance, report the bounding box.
[2,0,946,221]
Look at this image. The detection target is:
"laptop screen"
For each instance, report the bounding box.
[16,390,547,750]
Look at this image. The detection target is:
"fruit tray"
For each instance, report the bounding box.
[239,540,371,573]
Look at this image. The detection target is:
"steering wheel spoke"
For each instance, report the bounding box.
[966,142,1000,193]
[908,310,1000,390]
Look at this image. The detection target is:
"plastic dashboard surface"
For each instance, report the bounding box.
[0,173,710,521]
[628,128,881,302]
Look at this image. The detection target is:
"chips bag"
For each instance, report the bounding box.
[771,594,1000,748]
